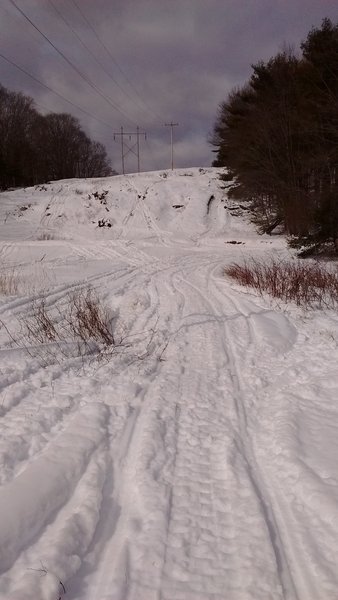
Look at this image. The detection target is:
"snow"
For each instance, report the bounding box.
[0,167,338,599]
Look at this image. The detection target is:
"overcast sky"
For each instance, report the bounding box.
[1,0,338,174]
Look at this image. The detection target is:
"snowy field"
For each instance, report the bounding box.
[0,167,338,600]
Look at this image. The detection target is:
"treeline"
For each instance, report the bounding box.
[0,84,114,190]
[212,18,338,255]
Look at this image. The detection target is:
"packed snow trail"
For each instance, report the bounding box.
[0,169,338,600]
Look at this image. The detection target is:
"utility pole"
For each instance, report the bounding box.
[113,126,146,174]
[164,122,179,170]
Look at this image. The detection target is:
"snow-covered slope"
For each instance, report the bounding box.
[0,168,338,600]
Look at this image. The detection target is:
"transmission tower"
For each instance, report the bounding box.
[113,126,146,174]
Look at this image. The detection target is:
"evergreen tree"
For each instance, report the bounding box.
[212,19,338,254]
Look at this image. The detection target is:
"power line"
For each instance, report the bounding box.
[7,0,138,126]
[45,0,152,123]
[144,136,160,171]
[32,98,115,141]
[0,50,115,131]
[71,0,164,124]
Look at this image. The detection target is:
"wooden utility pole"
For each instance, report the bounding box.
[113,126,146,174]
[164,122,179,170]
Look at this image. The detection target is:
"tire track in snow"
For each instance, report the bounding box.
[123,179,171,246]
[66,263,177,600]
[0,260,134,320]
[66,258,194,600]
[0,242,15,263]
[139,193,168,246]
[0,239,295,600]
[0,403,109,575]
[205,264,322,599]
[1,168,337,600]
[0,400,74,486]
[157,264,286,600]
[1,441,110,600]
[0,355,111,487]
[70,256,286,600]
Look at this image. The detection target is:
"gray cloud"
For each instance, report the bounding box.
[1,0,338,173]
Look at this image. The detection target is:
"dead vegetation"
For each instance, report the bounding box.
[225,257,338,308]
[19,287,117,364]
[0,268,20,296]
[37,232,55,240]
[1,284,167,369]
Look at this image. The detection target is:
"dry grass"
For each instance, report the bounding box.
[21,287,116,363]
[65,288,115,349]
[225,257,338,308]
[37,232,55,240]
[0,268,20,296]
[1,285,163,368]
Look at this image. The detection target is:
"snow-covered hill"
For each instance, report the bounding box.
[0,168,338,600]
[0,168,239,242]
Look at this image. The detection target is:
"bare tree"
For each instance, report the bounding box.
[0,84,113,188]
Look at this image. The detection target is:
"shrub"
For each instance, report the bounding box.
[225,257,338,308]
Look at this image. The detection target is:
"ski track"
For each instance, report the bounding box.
[0,169,338,600]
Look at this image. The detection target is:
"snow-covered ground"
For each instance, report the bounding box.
[0,167,338,600]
